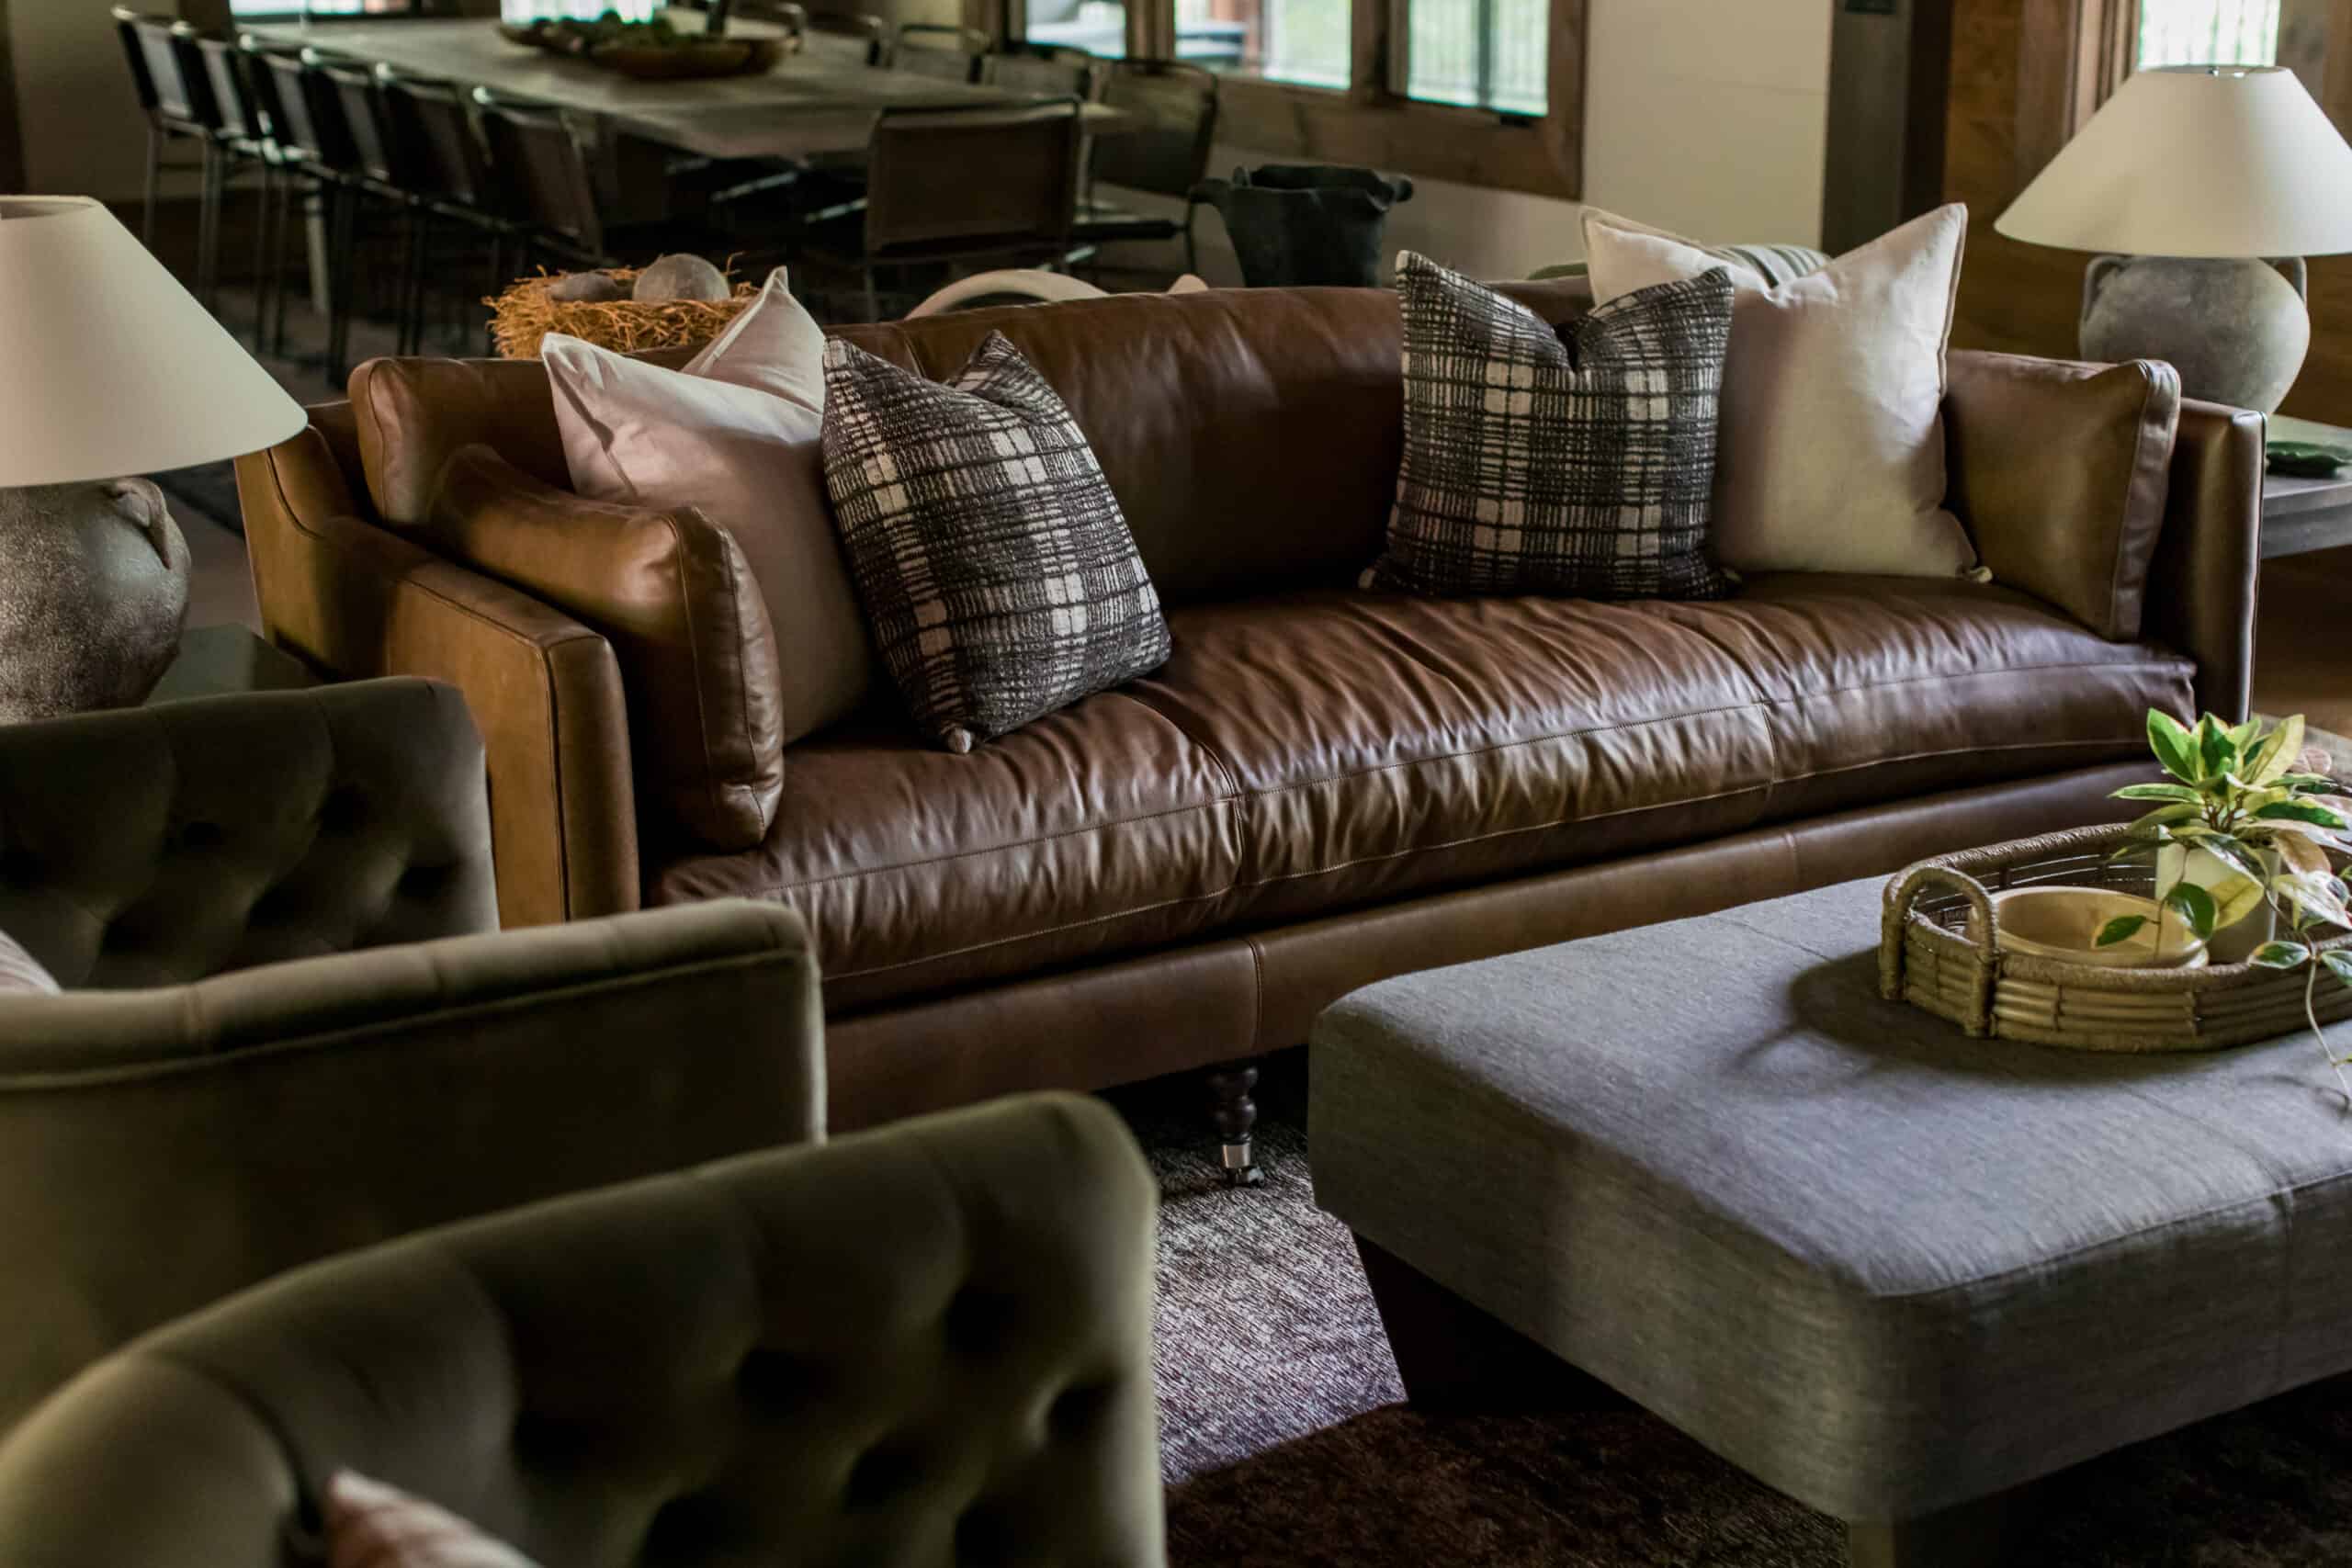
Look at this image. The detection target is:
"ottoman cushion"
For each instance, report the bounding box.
[1310,878,2352,1523]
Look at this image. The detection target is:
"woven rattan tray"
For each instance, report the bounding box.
[1880,825,2352,1052]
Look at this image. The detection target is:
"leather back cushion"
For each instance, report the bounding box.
[429,446,786,852]
[0,1094,1164,1568]
[350,283,1595,610]
[0,680,496,988]
[1944,352,2182,641]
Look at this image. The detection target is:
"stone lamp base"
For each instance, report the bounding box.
[2078,254,2310,414]
[0,479,188,723]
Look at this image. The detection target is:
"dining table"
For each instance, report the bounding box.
[242,17,1136,162]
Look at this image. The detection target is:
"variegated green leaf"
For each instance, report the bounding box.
[2252,941,2312,969]
[2095,915,2149,947]
[2251,715,2307,787]
[2165,882,2219,940]
[2148,711,2201,785]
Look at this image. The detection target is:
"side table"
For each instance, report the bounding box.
[144,625,317,705]
[2260,414,2352,558]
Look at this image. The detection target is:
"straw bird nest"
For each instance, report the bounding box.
[486,267,757,360]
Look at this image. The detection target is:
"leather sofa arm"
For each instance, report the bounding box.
[2142,398,2265,724]
[0,898,824,1429]
[237,425,640,927]
[1946,351,2260,720]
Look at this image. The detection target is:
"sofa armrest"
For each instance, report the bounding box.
[237,423,640,927]
[2143,398,2266,724]
[0,898,823,1428]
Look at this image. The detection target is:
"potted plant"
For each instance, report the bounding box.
[2100,711,2352,1090]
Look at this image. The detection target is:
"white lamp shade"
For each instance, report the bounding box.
[0,197,305,487]
[1996,66,2352,258]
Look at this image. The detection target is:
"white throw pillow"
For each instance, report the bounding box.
[1581,204,1978,579]
[544,267,872,744]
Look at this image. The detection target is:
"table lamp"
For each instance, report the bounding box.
[1996,65,2352,414]
[0,196,303,721]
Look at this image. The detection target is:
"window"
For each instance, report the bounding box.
[2136,0,2279,67]
[1203,0,1350,87]
[1403,0,1545,116]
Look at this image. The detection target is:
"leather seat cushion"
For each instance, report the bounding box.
[1127,577,2193,929]
[649,693,1244,1013]
[650,578,2193,1012]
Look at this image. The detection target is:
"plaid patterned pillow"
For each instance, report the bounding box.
[1364,251,1738,600]
[820,333,1171,753]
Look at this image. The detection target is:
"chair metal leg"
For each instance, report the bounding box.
[141,124,163,249]
[397,205,426,356]
[862,263,880,323]
[1182,204,1199,277]
[250,162,276,349]
[197,141,221,311]
[326,185,356,385]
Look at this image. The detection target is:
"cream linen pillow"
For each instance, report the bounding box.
[544,267,873,743]
[1581,204,1978,578]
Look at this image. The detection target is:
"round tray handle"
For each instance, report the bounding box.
[1881,863,1999,1035]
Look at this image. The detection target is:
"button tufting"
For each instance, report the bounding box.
[942,1288,1013,1356]
[735,1348,824,1410]
[317,785,366,831]
[176,820,223,852]
[955,1506,1014,1567]
[843,1442,923,1509]
[1047,1380,1114,1440]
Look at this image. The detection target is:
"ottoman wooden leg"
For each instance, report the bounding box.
[1847,1481,2041,1568]
[1354,1236,1627,1411]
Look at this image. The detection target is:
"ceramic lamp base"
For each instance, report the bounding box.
[0,479,188,722]
[2078,254,2310,414]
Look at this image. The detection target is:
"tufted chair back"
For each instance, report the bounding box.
[0,679,497,989]
[0,1093,1166,1568]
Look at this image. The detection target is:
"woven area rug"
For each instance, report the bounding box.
[1128,1066,2352,1567]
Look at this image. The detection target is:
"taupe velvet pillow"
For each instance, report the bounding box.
[1943,353,2182,641]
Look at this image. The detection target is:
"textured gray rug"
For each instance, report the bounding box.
[1131,1070,2352,1567]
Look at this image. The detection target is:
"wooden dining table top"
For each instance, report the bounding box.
[243,18,1134,161]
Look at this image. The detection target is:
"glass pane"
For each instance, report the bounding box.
[228,0,421,12]
[2137,0,2279,67]
[1025,0,1130,58]
[1191,0,1349,87]
[1405,0,1545,115]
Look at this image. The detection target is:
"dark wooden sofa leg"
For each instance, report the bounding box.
[1206,1062,1264,1187]
[1846,1483,2041,1568]
[1354,1236,1627,1411]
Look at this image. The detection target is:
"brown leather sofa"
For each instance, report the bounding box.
[235,284,2261,1168]
[0,680,824,1429]
[0,1093,1163,1568]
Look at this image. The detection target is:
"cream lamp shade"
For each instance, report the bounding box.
[0,196,304,486]
[1996,65,2352,257]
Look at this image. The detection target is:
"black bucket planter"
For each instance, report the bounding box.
[1190,164,1417,288]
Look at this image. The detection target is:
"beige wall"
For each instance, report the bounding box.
[13,0,162,199]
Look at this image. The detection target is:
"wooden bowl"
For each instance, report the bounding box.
[592,38,782,78]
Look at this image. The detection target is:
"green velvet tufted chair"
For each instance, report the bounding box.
[0,679,827,1430]
[0,1093,1166,1568]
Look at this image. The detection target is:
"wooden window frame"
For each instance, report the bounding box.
[2013,0,2137,188]
[984,0,1587,197]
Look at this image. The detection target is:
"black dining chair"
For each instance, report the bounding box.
[112,7,208,252]
[891,20,989,81]
[982,46,1095,101]
[188,35,280,333]
[473,90,742,278]
[798,97,1083,321]
[1070,58,1219,276]
[379,70,519,353]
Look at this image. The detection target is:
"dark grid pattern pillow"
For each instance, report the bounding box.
[1363,251,1738,600]
[820,333,1171,753]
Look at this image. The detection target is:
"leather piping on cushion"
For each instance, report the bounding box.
[1945,350,2182,641]
[427,445,785,852]
[819,761,2154,1126]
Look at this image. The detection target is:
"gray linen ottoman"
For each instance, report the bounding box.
[1311,876,2352,1566]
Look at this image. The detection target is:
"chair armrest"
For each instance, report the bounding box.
[0,898,821,1428]
[237,423,640,927]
